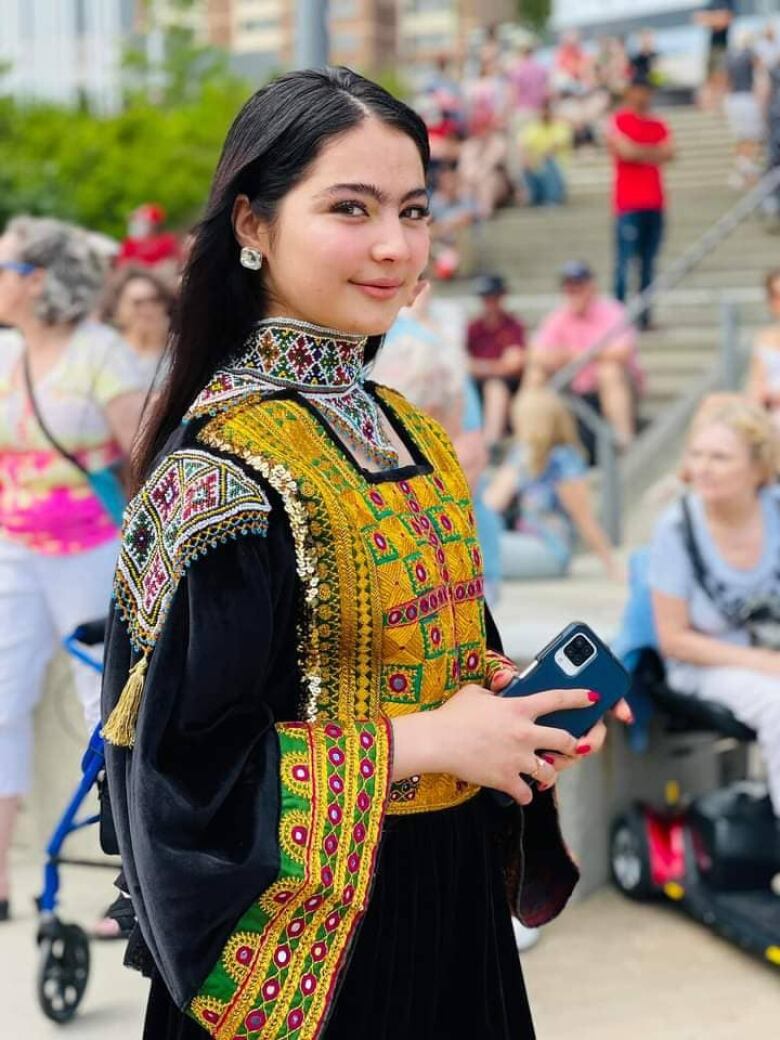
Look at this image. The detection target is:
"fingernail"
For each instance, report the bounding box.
[587,691,600,703]
[576,744,592,756]
[626,709,636,724]
[538,782,553,792]
[540,754,555,765]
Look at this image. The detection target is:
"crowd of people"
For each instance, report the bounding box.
[417,27,677,281]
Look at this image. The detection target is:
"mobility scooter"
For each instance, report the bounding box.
[610,554,780,971]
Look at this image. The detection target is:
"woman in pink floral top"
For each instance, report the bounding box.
[0,216,147,921]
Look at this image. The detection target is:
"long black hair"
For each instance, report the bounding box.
[134,66,430,486]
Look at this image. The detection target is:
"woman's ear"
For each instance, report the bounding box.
[232,195,271,255]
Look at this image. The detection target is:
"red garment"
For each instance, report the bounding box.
[117,232,179,268]
[466,311,526,361]
[610,108,670,214]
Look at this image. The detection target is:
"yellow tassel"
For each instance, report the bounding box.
[102,654,149,748]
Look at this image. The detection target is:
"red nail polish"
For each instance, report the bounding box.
[576,744,592,756]
[588,691,600,703]
[540,754,555,765]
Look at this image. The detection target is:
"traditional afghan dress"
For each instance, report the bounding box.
[101,318,579,1040]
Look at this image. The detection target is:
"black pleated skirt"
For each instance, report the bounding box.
[143,794,535,1039]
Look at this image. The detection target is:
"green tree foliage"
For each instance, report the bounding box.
[516,0,551,32]
[0,0,251,238]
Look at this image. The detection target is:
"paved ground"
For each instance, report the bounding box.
[2,857,777,1038]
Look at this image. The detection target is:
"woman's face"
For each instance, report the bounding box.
[685,422,763,504]
[0,232,41,327]
[237,118,430,336]
[115,276,168,333]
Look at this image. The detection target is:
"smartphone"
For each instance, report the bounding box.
[499,621,629,739]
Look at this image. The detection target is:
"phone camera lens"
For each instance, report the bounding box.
[564,636,594,667]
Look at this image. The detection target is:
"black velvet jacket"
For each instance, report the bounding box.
[102,411,578,1040]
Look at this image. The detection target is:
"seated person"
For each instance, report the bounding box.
[649,395,780,819]
[458,113,513,219]
[429,162,478,280]
[526,261,644,451]
[519,98,572,207]
[466,274,526,449]
[484,388,621,581]
[746,267,780,428]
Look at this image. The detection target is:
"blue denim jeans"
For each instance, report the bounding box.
[523,159,567,206]
[614,209,665,327]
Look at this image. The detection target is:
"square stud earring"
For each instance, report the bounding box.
[240,247,264,271]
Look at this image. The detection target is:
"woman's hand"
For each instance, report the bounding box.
[488,664,634,780]
[750,647,780,676]
[392,683,597,806]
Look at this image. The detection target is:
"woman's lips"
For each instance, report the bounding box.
[350,281,403,300]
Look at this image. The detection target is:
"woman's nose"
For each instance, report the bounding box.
[370,217,412,264]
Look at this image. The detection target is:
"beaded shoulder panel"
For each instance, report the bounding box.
[115,448,271,653]
[185,370,273,420]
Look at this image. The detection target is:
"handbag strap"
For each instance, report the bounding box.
[680,494,760,626]
[22,351,89,477]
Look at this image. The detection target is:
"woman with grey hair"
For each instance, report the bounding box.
[0,215,146,923]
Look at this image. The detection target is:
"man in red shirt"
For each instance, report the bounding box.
[607,73,674,330]
[466,274,526,447]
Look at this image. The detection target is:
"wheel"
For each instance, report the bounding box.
[36,919,90,1023]
[610,807,655,902]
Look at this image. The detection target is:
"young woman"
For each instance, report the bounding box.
[100,265,175,392]
[102,68,629,1039]
[485,388,621,581]
[0,216,146,922]
[650,395,780,817]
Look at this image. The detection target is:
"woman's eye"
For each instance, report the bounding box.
[403,205,430,221]
[332,201,368,217]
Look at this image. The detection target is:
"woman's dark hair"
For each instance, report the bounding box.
[133,66,429,486]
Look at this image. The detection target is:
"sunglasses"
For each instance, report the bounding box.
[0,261,37,276]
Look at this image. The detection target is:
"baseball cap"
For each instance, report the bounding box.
[474,274,507,297]
[559,260,594,284]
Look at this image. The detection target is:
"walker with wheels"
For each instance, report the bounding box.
[34,618,119,1023]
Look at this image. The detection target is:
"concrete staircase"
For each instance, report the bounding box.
[445,105,776,433]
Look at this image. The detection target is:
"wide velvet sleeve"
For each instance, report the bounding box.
[102,452,392,1040]
[483,603,580,926]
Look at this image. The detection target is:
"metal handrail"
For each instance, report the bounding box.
[549,165,780,545]
[551,165,780,394]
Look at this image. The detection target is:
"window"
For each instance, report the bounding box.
[239,18,279,32]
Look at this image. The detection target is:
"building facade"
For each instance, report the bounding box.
[398,0,514,67]
[0,0,134,110]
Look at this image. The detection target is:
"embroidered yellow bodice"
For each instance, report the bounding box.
[199,385,485,814]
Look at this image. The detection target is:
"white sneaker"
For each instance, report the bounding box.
[512,916,541,952]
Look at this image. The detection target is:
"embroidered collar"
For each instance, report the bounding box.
[187,317,399,468]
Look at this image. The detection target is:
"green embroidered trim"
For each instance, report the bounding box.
[189,716,391,1040]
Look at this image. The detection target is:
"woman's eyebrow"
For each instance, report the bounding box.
[317,183,429,205]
